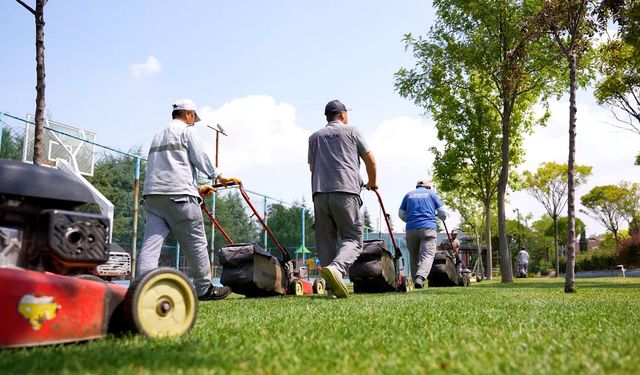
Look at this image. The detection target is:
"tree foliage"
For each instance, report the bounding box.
[580,183,629,248]
[543,216,586,247]
[523,162,592,218]
[0,128,24,160]
[395,0,559,282]
[85,152,146,246]
[264,201,315,258]
[595,0,640,162]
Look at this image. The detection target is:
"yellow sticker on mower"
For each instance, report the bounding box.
[18,294,61,330]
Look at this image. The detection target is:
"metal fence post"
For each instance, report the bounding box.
[301,207,306,266]
[210,185,216,278]
[0,112,4,156]
[176,243,181,271]
[263,196,268,249]
[131,156,141,279]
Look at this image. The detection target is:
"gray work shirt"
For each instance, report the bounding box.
[143,119,218,197]
[308,121,370,195]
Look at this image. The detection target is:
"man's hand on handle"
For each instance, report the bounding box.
[198,185,216,197]
[217,176,241,187]
[365,181,378,190]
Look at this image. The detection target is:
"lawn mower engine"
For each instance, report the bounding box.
[0,160,110,275]
[0,160,197,348]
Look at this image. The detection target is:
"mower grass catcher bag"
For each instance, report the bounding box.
[427,250,470,287]
[349,239,397,293]
[219,243,287,297]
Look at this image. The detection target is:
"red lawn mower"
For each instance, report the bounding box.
[0,160,197,348]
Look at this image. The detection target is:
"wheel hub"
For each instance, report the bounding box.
[156,298,173,317]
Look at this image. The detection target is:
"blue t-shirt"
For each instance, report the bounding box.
[399,187,442,230]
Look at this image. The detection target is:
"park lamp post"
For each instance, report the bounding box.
[513,208,521,251]
[207,124,228,167]
[206,124,228,278]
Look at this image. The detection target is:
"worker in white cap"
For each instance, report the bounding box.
[398,179,447,289]
[138,99,239,301]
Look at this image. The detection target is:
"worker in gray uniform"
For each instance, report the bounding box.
[138,98,239,301]
[308,99,377,298]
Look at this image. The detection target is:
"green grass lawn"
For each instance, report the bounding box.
[1,277,638,375]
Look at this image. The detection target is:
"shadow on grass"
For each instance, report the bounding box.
[0,338,229,374]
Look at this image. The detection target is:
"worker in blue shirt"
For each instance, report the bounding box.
[399,180,447,289]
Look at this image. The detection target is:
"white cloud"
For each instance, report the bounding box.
[193,96,312,207]
[129,56,162,78]
[192,97,445,232]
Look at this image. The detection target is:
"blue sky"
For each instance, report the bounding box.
[1,1,637,236]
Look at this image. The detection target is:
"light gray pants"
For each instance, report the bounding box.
[138,195,211,296]
[313,192,363,276]
[406,228,437,280]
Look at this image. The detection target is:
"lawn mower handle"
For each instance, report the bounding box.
[206,181,291,262]
[369,188,402,260]
[441,219,458,257]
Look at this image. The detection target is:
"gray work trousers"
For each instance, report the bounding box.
[313,192,363,276]
[406,228,437,280]
[137,194,211,296]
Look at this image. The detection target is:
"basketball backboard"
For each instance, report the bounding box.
[22,115,96,176]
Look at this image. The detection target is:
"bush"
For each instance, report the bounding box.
[617,235,640,267]
[538,260,552,276]
[575,247,616,271]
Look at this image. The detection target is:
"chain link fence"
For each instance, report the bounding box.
[1,111,323,281]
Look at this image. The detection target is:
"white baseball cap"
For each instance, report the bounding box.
[172,98,201,122]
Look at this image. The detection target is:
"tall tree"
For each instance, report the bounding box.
[580,184,628,248]
[395,0,558,282]
[522,161,592,276]
[426,78,504,280]
[16,0,48,165]
[536,0,604,293]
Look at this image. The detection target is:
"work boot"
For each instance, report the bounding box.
[198,285,232,301]
[414,275,425,289]
[321,265,348,298]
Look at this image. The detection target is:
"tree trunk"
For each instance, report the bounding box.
[33,0,47,165]
[484,201,493,280]
[554,215,559,277]
[565,53,578,293]
[498,106,513,283]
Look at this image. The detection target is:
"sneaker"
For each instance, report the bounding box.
[321,266,348,298]
[198,285,232,301]
[414,276,425,289]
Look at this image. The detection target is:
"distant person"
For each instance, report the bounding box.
[399,180,447,289]
[308,99,377,298]
[138,98,239,301]
[440,229,470,275]
[517,248,530,277]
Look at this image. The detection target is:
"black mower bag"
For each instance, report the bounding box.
[219,243,288,297]
[349,239,398,293]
